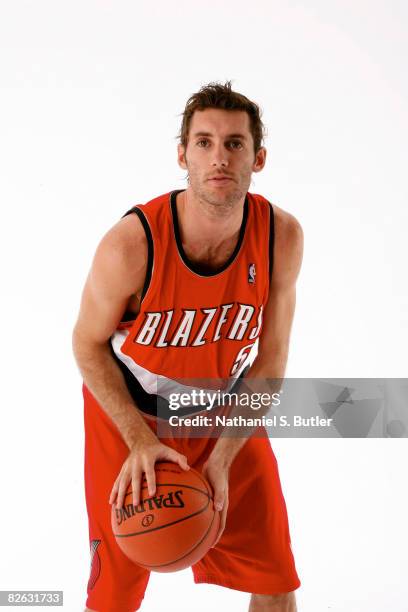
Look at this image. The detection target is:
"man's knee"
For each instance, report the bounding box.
[250,591,297,610]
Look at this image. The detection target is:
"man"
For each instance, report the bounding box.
[72,81,303,612]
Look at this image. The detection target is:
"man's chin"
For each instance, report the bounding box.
[197,185,243,209]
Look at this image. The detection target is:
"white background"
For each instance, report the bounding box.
[1,1,407,611]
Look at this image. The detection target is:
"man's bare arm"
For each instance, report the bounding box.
[72,213,157,449]
[253,205,304,377]
[202,207,304,546]
[209,205,304,466]
[72,213,190,508]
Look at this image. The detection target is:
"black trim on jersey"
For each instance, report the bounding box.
[109,343,162,417]
[121,206,154,304]
[170,189,249,277]
[268,201,275,282]
[109,343,248,420]
[120,311,137,322]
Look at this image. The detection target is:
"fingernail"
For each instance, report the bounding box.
[215,503,223,511]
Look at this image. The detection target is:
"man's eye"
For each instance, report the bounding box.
[229,141,243,149]
[197,139,209,147]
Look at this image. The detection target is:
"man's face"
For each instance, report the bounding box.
[177,108,266,211]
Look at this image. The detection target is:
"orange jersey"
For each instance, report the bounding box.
[110,189,274,417]
[82,190,301,610]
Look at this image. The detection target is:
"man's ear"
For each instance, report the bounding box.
[177,144,187,170]
[252,146,267,173]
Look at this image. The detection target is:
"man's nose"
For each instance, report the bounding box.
[211,143,228,167]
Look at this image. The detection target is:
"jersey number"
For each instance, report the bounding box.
[230,343,255,376]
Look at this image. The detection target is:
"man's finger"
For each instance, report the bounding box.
[109,477,119,505]
[131,469,142,507]
[116,474,130,509]
[213,484,225,512]
[212,487,228,547]
[170,449,189,471]
[144,462,157,497]
[212,508,228,547]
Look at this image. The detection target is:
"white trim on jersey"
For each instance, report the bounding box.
[110,329,258,408]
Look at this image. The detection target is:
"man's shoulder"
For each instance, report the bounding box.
[269,202,303,284]
[112,208,146,247]
[103,189,173,260]
[99,205,149,266]
[272,203,303,245]
[250,192,303,243]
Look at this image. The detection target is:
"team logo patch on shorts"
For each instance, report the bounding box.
[87,539,101,591]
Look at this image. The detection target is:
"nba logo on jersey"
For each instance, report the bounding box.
[248,263,256,284]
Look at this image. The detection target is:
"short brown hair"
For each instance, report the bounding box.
[178,80,266,155]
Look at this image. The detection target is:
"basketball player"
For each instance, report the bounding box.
[72,81,303,612]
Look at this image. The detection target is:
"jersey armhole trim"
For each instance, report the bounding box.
[121,205,154,304]
[268,201,275,282]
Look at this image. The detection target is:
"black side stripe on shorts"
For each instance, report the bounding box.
[121,206,154,304]
[268,201,275,282]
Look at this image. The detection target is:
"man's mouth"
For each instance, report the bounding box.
[208,176,233,182]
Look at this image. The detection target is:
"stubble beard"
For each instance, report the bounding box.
[188,169,252,216]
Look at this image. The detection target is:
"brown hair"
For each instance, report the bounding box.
[178,80,266,155]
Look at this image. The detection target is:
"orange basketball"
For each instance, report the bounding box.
[111,461,220,572]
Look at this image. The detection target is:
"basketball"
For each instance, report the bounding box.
[111,461,220,572]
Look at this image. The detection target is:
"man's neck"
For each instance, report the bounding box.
[176,188,245,256]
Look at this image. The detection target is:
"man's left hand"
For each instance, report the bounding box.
[201,455,230,548]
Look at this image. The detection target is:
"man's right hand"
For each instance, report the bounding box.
[109,436,190,509]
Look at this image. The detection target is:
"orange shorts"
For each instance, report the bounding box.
[83,383,301,612]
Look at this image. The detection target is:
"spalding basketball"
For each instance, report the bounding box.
[111,461,220,572]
